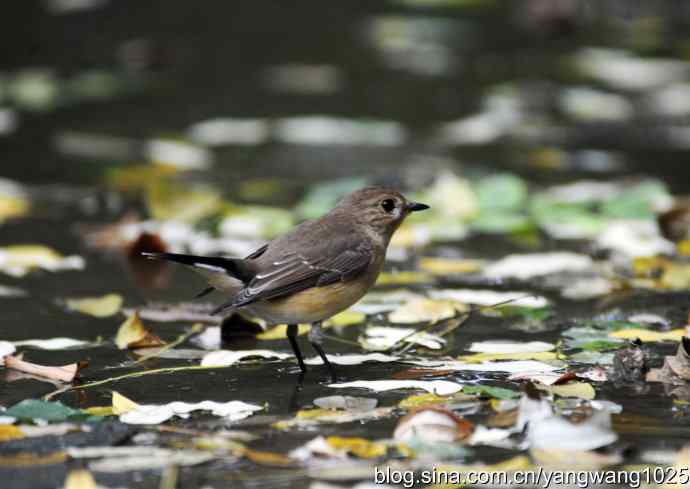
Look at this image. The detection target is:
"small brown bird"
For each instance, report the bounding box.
[143,187,429,375]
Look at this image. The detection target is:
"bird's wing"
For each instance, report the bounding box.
[228,237,373,309]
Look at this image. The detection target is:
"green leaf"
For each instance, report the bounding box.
[577,340,625,352]
[476,174,528,212]
[5,399,83,422]
[463,385,520,400]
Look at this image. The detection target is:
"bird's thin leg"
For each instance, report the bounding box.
[287,324,307,374]
[309,321,336,379]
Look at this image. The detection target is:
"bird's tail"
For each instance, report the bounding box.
[142,252,255,284]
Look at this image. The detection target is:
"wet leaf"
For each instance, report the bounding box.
[418,257,484,275]
[527,410,617,451]
[394,407,474,444]
[0,195,29,224]
[360,326,446,350]
[64,469,97,489]
[146,180,222,223]
[483,252,593,280]
[324,310,366,328]
[69,447,215,472]
[647,338,690,384]
[220,205,294,239]
[388,298,467,324]
[115,311,165,349]
[0,425,25,441]
[200,349,291,366]
[65,293,123,317]
[609,328,685,342]
[4,399,83,422]
[119,400,263,425]
[405,358,563,374]
[398,393,454,409]
[12,338,90,350]
[273,407,394,429]
[5,355,81,382]
[313,396,377,412]
[111,391,140,415]
[457,351,558,363]
[256,324,310,340]
[325,436,388,459]
[304,353,400,366]
[0,245,84,277]
[536,381,596,400]
[329,380,463,395]
[376,271,434,285]
[431,289,548,308]
[467,340,554,354]
[463,385,520,400]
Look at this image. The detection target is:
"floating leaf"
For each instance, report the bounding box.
[388,298,467,324]
[609,328,685,342]
[457,351,558,363]
[4,399,82,422]
[12,338,90,350]
[467,341,555,354]
[4,355,80,382]
[313,396,377,412]
[112,391,140,415]
[329,380,463,395]
[418,257,484,275]
[64,469,97,489]
[256,324,310,340]
[119,400,263,425]
[361,326,446,351]
[537,381,596,400]
[115,312,164,350]
[146,180,222,223]
[200,349,291,366]
[483,252,593,280]
[376,271,433,285]
[0,425,25,442]
[324,310,366,328]
[463,385,520,400]
[398,393,456,409]
[431,289,548,309]
[304,353,400,366]
[394,407,474,443]
[65,293,123,317]
[0,245,84,277]
[325,436,388,459]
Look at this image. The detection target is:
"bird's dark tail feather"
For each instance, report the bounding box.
[142,252,255,283]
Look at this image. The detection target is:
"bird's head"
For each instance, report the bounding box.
[334,186,429,239]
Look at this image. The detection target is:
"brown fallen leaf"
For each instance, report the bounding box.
[647,337,690,385]
[115,311,165,349]
[4,355,83,382]
[243,448,292,467]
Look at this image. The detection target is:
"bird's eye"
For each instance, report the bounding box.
[380,199,396,213]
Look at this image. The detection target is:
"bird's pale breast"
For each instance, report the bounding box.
[244,254,383,325]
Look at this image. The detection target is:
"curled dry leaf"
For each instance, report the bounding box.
[647,337,690,384]
[0,340,16,365]
[65,293,123,317]
[115,311,164,350]
[394,407,474,444]
[4,355,82,382]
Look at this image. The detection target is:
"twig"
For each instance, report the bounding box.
[130,323,205,366]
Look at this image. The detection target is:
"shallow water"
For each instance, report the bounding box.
[3,2,690,488]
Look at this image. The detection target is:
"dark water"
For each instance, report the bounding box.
[3,1,690,488]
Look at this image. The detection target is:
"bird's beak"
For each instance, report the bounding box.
[406,201,430,212]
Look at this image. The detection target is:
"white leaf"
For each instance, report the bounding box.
[305,353,400,366]
[527,410,617,451]
[483,252,593,280]
[0,340,16,365]
[429,289,549,308]
[119,400,263,425]
[360,327,445,351]
[329,380,462,396]
[13,338,89,350]
[405,359,561,374]
[200,349,291,367]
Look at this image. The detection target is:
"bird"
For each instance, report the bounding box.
[142,186,429,376]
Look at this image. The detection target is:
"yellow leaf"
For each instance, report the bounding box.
[84,406,114,416]
[295,408,342,420]
[325,436,387,459]
[376,271,433,286]
[536,381,596,400]
[106,163,178,191]
[111,391,140,415]
[388,298,467,324]
[256,324,310,340]
[0,451,67,467]
[0,425,24,441]
[0,195,29,223]
[64,469,97,489]
[678,240,690,257]
[146,180,222,222]
[0,245,83,277]
[609,328,686,342]
[419,257,484,275]
[65,293,123,317]
[325,310,366,328]
[457,351,558,363]
[243,448,292,467]
[115,312,164,349]
[398,393,452,409]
